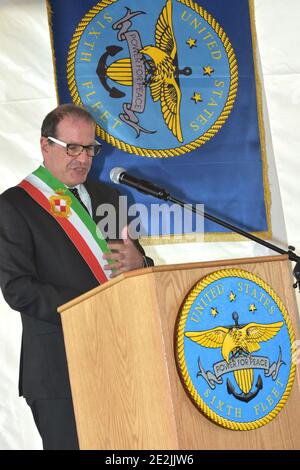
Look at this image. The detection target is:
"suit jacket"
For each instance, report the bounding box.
[0,179,153,399]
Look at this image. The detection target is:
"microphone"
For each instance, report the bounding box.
[110,167,169,200]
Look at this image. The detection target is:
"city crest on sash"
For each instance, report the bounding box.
[175,269,296,430]
[67,0,238,157]
[49,190,72,218]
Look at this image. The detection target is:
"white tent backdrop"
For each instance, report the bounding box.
[0,0,299,449]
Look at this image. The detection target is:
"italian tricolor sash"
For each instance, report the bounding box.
[19,166,111,284]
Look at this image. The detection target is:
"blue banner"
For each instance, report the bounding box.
[47,0,269,239]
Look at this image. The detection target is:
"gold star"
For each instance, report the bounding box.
[249,303,257,313]
[210,307,219,318]
[229,291,236,302]
[186,38,197,48]
[203,66,214,76]
[191,92,203,104]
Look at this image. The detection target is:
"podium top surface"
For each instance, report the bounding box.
[58,254,289,314]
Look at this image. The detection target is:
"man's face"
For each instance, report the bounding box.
[41,116,95,186]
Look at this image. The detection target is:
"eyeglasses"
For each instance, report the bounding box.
[47,136,102,157]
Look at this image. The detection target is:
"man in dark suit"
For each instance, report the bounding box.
[0,104,153,450]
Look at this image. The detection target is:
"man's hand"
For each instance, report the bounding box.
[102,226,144,278]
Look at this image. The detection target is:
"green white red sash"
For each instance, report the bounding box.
[19,165,111,283]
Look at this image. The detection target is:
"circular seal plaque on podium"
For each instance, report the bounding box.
[175,269,296,430]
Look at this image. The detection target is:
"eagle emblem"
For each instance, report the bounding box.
[186,312,283,396]
[175,269,296,430]
[140,0,183,142]
[69,0,237,156]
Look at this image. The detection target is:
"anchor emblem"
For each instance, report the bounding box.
[227,372,263,403]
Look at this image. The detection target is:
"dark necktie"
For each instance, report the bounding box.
[68,187,89,214]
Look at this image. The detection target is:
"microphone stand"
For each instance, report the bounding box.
[144,186,300,291]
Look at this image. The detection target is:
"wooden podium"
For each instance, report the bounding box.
[58,255,300,450]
